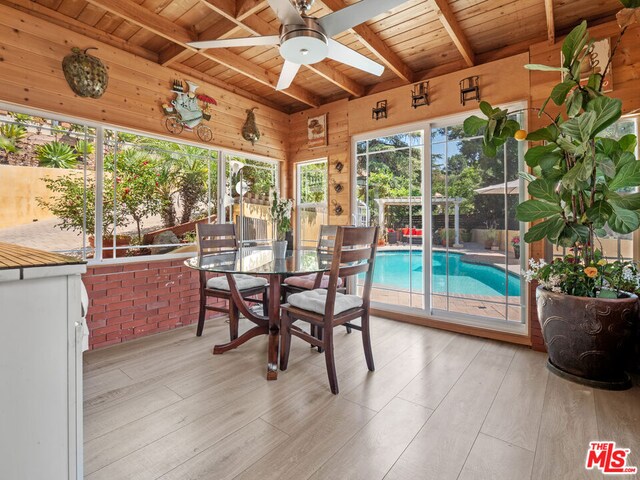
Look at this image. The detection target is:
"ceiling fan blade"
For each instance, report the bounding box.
[267,0,305,26]
[187,35,280,49]
[327,39,384,76]
[276,61,301,90]
[319,0,411,37]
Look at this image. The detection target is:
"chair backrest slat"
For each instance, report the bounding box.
[317,225,338,252]
[323,226,379,321]
[339,247,373,263]
[196,223,239,255]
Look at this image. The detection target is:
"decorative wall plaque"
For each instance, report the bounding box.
[307,113,327,148]
[62,47,109,99]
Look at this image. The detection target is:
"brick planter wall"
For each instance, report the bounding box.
[82,258,225,350]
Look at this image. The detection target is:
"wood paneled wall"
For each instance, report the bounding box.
[347,53,530,136]
[288,99,351,226]
[527,20,640,351]
[0,4,289,161]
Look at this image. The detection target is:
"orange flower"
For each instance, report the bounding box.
[584,267,598,278]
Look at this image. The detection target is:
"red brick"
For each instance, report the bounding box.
[123,262,149,272]
[92,296,118,306]
[147,260,174,269]
[134,308,158,320]
[93,323,123,336]
[120,290,148,301]
[89,334,106,345]
[88,289,109,299]
[82,275,107,286]
[133,269,156,278]
[133,283,159,293]
[88,311,110,322]
[106,314,134,326]
[121,304,148,315]
[106,300,134,311]
[145,313,169,324]
[158,304,182,315]
[87,319,107,329]
[152,286,172,297]
[146,300,169,310]
[107,328,133,340]
[92,265,124,274]
[122,276,152,287]
[93,280,122,292]
[121,318,148,329]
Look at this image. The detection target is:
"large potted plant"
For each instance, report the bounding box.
[464,2,640,389]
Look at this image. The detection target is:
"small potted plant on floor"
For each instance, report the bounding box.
[463,2,640,389]
[270,191,292,258]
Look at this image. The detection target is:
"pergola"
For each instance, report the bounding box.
[374,196,465,246]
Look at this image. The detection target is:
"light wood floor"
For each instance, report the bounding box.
[83,316,640,480]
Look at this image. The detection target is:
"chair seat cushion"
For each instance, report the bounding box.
[207,274,267,291]
[284,274,343,290]
[287,289,362,315]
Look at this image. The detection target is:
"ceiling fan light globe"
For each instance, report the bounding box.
[279,31,327,64]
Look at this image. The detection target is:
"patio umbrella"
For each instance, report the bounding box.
[474,179,519,195]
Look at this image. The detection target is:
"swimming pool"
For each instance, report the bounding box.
[367,250,521,296]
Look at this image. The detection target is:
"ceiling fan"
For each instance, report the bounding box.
[188,0,411,91]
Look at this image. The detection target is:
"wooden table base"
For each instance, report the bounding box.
[212,273,283,380]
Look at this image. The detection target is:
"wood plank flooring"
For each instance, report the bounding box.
[84,316,640,480]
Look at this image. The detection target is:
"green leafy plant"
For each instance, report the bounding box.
[464,5,640,298]
[37,141,78,168]
[74,139,95,157]
[37,175,128,236]
[271,191,292,241]
[0,123,27,159]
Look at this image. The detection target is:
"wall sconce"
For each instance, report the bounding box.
[335,161,344,172]
[332,200,343,215]
[459,76,480,106]
[372,100,387,120]
[411,81,429,108]
[331,179,344,193]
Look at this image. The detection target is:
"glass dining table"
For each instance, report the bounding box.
[185,247,333,380]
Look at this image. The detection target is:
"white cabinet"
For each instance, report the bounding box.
[0,245,86,480]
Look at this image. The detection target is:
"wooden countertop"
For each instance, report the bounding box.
[0,242,86,270]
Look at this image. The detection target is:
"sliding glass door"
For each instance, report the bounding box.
[430,115,524,324]
[355,131,424,308]
[353,107,526,330]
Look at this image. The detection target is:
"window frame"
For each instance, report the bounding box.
[0,101,282,264]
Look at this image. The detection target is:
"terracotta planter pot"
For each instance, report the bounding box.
[536,286,638,390]
[89,235,131,259]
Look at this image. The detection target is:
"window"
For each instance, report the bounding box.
[0,109,95,259]
[551,117,638,261]
[296,160,328,248]
[0,105,280,260]
[223,154,279,244]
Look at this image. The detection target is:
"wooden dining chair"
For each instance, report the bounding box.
[282,224,349,342]
[195,223,269,339]
[279,225,379,394]
[283,225,345,293]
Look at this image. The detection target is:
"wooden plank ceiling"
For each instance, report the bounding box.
[1,0,623,112]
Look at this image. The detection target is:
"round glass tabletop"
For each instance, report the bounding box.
[184,247,333,275]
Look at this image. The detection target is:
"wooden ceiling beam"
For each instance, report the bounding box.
[320,0,414,83]
[544,0,555,45]
[236,0,268,19]
[83,0,320,107]
[429,0,475,67]
[0,0,159,62]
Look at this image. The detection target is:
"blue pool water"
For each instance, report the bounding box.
[367,251,521,296]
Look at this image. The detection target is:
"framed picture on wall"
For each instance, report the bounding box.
[307,114,327,148]
[561,37,613,92]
